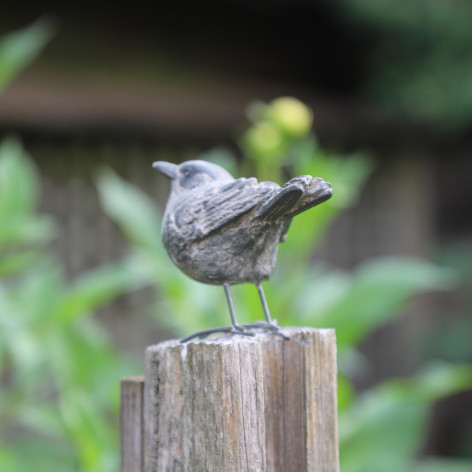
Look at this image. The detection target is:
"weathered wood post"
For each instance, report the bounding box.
[120,375,145,471]
[120,327,339,472]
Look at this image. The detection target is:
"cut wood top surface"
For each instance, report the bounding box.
[146,326,335,350]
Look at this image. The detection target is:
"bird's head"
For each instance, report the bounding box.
[153,160,234,192]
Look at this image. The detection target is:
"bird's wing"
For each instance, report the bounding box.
[174,178,279,240]
[255,182,304,220]
[256,175,332,222]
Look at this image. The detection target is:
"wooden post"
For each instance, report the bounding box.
[121,327,339,472]
[120,375,145,472]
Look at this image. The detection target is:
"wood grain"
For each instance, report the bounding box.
[140,327,338,472]
[120,375,145,472]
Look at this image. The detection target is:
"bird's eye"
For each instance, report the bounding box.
[181,167,194,177]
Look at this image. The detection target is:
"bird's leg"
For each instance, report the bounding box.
[257,282,289,339]
[257,281,274,325]
[242,282,289,340]
[224,283,245,333]
[180,284,255,343]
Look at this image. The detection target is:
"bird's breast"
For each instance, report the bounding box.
[162,219,284,285]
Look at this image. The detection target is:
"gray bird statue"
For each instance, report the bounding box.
[153,160,333,342]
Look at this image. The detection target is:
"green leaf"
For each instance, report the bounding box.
[0,137,37,215]
[338,374,355,411]
[56,256,148,324]
[59,389,117,472]
[0,18,56,91]
[13,258,63,324]
[383,362,472,403]
[339,395,424,472]
[0,438,77,472]
[339,362,472,472]
[96,168,163,256]
[0,137,56,248]
[0,447,16,471]
[16,404,64,437]
[311,257,456,347]
[0,250,40,278]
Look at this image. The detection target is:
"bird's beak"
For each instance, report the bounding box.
[152,161,177,179]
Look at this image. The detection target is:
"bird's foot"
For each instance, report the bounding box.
[241,321,290,340]
[180,326,255,343]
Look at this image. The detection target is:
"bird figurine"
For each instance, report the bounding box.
[153,160,333,342]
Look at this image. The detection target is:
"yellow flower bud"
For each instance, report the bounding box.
[244,121,285,159]
[269,97,313,138]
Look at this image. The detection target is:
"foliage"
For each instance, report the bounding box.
[339,0,472,127]
[0,17,56,92]
[97,97,472,471]
[0,139,147,472]
[340,362,472,472]
[0,22,145,472]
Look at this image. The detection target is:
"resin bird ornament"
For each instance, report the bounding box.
[153,160,332,342]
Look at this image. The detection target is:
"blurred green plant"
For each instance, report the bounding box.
[0,17,56,92]
[97,97,472,471]
[339,0,472,128]
[0,21,145,472]
[0,138,147,472]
